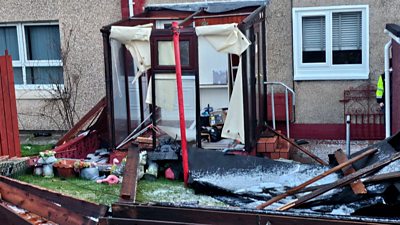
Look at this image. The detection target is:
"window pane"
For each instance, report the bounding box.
[26,67,63,84]
[0,26,19,60]
[158,41,190,66]
[25,25,61,60]
[302,16,326,63]
[332,12,362,64]
[13,67,23,84]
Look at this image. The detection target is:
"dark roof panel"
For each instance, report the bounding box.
[145,0,268,13]
[386,23,400,37]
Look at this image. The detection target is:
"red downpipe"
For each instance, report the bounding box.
[172,21,189,185]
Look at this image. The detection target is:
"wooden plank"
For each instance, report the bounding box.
[0,56,9,156]
[256,148,377,209]
[0,175,108,218]
[298,171,400,194]
[0,180,96,225]
[278,151,400,211]
[363,171,400,183]
[266,125,328,165]
[111,203,396,225]
[5,54,20,157]
[0,201,33,225]
[99,217,210,225]
[334,149,367,194]
[56,97,106,146]
[1,55,15,157]
[119,145,139,202]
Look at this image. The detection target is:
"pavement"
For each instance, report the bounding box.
[19,132,64,145]
[292,139,380,164]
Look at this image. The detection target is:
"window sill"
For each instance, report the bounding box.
[15,89,58,100]
[294,68,369,81]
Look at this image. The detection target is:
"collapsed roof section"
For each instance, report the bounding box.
[145,0,269,13]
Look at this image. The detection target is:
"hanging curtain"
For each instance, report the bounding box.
[196,23,250,143]
[110,24,153,83]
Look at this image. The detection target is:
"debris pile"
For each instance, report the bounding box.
[188,133,400,217]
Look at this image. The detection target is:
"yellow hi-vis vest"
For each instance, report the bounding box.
[376,75,384,99]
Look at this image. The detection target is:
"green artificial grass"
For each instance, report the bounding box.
[16,175,225,207]
[16,175,121,206]
[21,144,53,157]
[136,178,225,206]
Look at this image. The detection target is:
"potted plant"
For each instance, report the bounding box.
[53,159,77,178]
[73,161,99,180]
[36,150,57,178]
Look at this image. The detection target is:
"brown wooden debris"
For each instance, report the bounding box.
[334,149,367,194]
[119,145,140,202]
[256,148,377,210]
[278,150,400,211]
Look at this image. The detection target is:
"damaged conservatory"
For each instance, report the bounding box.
[98,1,400,224]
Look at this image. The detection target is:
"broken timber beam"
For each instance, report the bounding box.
[56,97,106,146]
[256,148,377,210]
[0,180,96,225]
[334,149,367,194]
[266,125,328,165]
[110,203,397,225]
[278,150,400,211]
[0,201,33,225]
[0,175,108,218]
[298,171,400,194]
[99,217,209,225]
[119,145,140,202]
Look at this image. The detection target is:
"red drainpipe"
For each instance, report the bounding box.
[134,0,146,15]
[172,22,189,185]
[120,0,130,18]
[121,0,146,18]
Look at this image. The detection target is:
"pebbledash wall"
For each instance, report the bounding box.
[268,0,400,139]
[0,0,121,131]
[142,0,399,139]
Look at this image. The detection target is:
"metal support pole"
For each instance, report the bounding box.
[346,115,351,157]
[285,88,290,138]
[384,40,392,138]
[271,86,276,130]
[172,22,189,185]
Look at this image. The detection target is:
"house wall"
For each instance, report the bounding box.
[0,0,121,130]
[288,0,400,125]
[142,0,399,138]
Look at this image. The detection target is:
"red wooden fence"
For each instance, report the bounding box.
[0,51,21,157]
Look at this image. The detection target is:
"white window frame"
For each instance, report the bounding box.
[0,22,63,92]
[293,5,369,80]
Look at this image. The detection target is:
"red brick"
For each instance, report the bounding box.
[280,152,289,159]
[257,136,278,153]
[270,152,280,159]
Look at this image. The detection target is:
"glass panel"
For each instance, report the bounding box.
[25,25,61,60]
[302,16,326,63]
[13,67,23,84]
[332,12,362,64]
[26,67,63,84]
[110,39,129,147]
[158,41,190,66]
[0,26,19,60]
[153,74,196,129]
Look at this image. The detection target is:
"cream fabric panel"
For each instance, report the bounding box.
[196,23,250,143]
[110,24,153,83]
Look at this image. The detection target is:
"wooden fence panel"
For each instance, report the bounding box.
[0,51,21,157]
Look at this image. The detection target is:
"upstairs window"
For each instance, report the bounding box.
[293,5,369,80]
[332,12,362,64]
[0,22,63,88]
[302,16,326,63]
